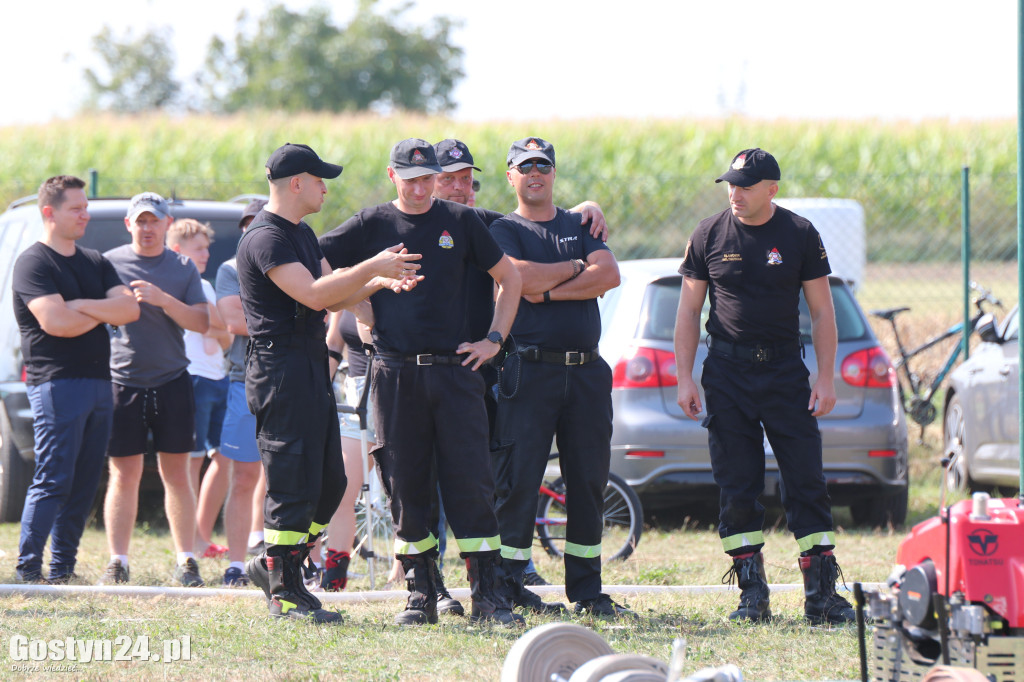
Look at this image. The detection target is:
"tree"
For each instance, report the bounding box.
[82,26,181,113]
[200,0,464,114]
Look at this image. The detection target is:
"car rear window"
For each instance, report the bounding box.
[640,277,867,342]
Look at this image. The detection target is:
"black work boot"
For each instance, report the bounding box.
[509,567,566,614]
[430,559,465,616]
[800,551,856,624]
[465,555,525,627]
[394,556,439,626]
[722,552,772,622]
[297,540,323,610]
[266,550,343,624]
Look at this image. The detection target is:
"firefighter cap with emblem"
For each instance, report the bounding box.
[507,137,556,168]
[715,148,781,187]
[389,138,444,179]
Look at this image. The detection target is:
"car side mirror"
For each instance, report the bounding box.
[975,313,1001,344]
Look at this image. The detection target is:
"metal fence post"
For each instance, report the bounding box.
[961,166,970,361]
[88,169,98,199]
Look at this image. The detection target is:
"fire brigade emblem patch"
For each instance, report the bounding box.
[439,230,454,249]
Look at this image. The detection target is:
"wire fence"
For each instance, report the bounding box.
[2,169,1018,356]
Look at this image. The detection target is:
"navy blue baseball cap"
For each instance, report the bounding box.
[715,148,781,187]
[434,139,481,172]
[266,143,343,180]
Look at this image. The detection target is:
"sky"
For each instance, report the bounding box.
[0,1,1019,126]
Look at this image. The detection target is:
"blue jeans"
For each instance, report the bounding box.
[18,378,113,576]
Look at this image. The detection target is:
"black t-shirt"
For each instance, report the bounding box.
[679,205,831,344]
[235,209,327,338]
[464,206,506,339]
[12,242,123,385]
[490,208,609,349]
[319,199,504,354]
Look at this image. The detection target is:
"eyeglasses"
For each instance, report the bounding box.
[514,161,553,175]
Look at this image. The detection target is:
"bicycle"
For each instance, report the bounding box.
[870,281,1002,435]
[536,457,643,562]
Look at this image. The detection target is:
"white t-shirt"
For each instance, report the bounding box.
[184,279,227,381]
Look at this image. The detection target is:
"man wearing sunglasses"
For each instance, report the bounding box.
[489,137,629,619]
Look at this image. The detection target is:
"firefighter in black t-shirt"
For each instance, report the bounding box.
[675,148,855,625]
[489,137,631,619]
[236,143,419,623]
[318,139,524,627]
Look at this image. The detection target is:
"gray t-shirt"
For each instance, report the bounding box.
[215,257,247,383]
[104,245,206,388]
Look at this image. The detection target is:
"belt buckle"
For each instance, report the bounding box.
[565,351,583,366]
[753,345,769,362]
[416,354,433,366]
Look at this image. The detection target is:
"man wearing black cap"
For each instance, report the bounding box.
[236,143,420,623]
[319,138,524,627]
[488,136,627,619]
[674,148,854,625]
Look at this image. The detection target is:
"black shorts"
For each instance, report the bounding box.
[107,372,196,457]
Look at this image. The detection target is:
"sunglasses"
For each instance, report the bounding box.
[514,161,553,175]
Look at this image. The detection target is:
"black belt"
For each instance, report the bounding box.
[707,336,801,363]
[519,346,600,366]
[376,352,465,366]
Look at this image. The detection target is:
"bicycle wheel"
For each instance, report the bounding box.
[536,472,643,561]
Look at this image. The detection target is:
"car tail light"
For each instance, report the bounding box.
[869,450,897,457]
[625,450,665,458]
[840,346,895,388]
[612,346,678,389]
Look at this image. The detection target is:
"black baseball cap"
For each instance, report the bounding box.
[507,137,556,168]
[239,198,267,229]
[715,148,781,187]
[434,139,481,172]
[266,143,343,180]
[389,138,443,179]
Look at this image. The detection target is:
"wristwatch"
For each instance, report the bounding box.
[486,331,504,346]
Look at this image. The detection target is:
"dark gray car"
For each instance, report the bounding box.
[600,258,910,527]
[0,195,262,521]
[943,305,1020,493]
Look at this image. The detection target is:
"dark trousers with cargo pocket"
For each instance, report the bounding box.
[370,355,501,560]
[493,356,613,603]
[245,333,346,545]
[701,349,833,556]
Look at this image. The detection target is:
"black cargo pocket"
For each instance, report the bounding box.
[258,433,305,498]
[489,441,515,499]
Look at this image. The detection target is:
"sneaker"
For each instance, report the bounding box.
[523,570,550,587]
[247,541,266,557]
[321,549,350,592]
[223,566,250,587]
[202,543,229,559]
[174,558,205,587]
[15,567,45,584]
[98,559,130,585]
[573,593,637,620]
[46,572,78,585]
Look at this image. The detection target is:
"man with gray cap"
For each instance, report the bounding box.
[675,148,853,625]
[319,138,524,627]
[100,191,211,587]
[237,143,418,623]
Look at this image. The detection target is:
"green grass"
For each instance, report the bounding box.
[0,438,970,681]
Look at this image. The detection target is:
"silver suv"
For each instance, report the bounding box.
[0,195,263,521]
[599,259,910,528]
